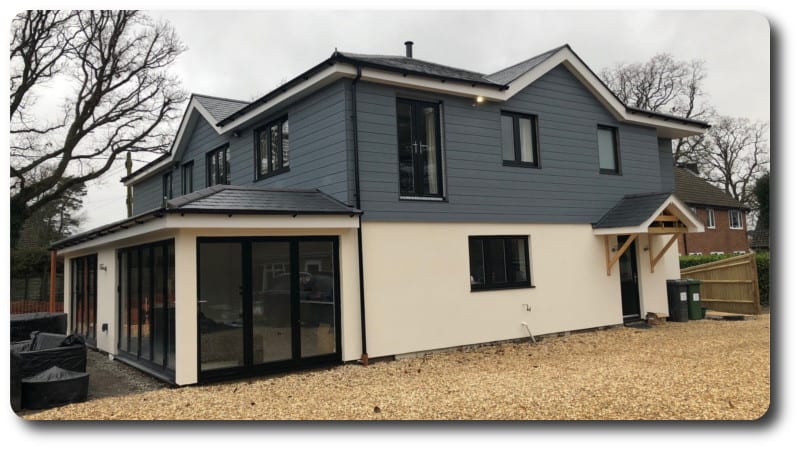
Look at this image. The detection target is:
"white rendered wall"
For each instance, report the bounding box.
[636,234,681,317]
[360,222,627,358]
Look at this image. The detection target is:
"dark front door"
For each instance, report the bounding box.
[197,237,341,380]
[618,236,641,321]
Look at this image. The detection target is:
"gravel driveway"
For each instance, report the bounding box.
[20,314,770,420]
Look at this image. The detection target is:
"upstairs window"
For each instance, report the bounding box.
[182,161,193,195]
[255,117,289,179]
[162,172,172,201]
[206,145,229,187]
[501,112,540,168]
[706,208,716,228]
[597,125,620,174]
[396,98,444,199]
[729,209,743,229]
[469,236,532,291]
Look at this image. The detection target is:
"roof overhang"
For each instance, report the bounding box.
[52,209,361,255]
[592,194,705,236]
[124,46,709,185]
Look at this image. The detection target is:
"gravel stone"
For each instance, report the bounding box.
[20,314,770,420]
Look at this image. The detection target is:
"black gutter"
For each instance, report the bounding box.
[351,64,370,366]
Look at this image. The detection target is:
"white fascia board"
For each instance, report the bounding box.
[123,97,220,186]
[500,48,708,138]
[56,213,359,255]
[592,226,644,236]
[217,64,357,133]
[358,67,506,101]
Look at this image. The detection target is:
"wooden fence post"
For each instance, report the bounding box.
[751,253,761,315]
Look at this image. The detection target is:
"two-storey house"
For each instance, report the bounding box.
[673,165,750,255]
[53,43,707,385]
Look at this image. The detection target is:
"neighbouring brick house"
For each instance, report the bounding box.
[674,166,750,255]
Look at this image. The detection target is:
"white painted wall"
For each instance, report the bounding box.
[636,234,681,317]
[360,222,628,359]
[94,248,118,353]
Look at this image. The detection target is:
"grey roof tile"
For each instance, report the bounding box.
[194,94,249,122]
[673,167,747,210]
[484,45,567,85]
[337,52,501,86]
[593,192,672,229]
[167,185,359,215]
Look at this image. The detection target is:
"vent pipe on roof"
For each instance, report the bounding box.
[404,41,413,58]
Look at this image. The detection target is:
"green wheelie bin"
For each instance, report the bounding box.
[685,279,703,320]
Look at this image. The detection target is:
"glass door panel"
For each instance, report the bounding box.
[198,242,244,371]
[418,104,441,196]
[298,241,337,358]
[251,242,292,364]
[396,100,415,195]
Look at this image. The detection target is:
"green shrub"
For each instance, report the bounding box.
[756,252,770,306]
[679,253,734,269]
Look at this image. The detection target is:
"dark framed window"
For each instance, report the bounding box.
[162,172,173,201]
[468,236,532,291]
[396,98,444,199]
[597,125,620,174]
[706,208,716,228]
[182,161,193,195]
[70,254,97,345]
[729,209,742,229]
[206,145,230,186]
[255,117,289,179]
[501,112,540,168]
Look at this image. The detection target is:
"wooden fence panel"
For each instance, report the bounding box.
[680,253,761,315]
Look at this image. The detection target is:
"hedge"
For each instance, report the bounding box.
[679,252,770,306]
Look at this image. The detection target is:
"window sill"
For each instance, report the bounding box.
[399,195,446,202]
[730,227,743,230]
[255,166,290,181]
[470,284,535,293]
[503,161,541,169]
[599,169,621,175]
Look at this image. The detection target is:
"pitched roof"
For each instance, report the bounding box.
[167,185,360,215]
[335,52,502,87]
[750,229,769,249]
[193,94,249,122]
[51,186,360,250]
[673,167,747,210]
[484,45,567,85]
[593,192,673,229]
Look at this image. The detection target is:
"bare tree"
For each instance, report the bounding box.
[600,53,714,163]
[696,116,770,207]
[10,10,187,247]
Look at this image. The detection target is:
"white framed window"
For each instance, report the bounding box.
[689,252,703,256]
[729,209,743,229]
[690,207,697,214]
[706,208,716,228]
[710,251,724,256]
[733,250,747,255]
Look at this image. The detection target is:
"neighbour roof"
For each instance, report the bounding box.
[750,228,769,249]
[167,185,360,215]
[51,186,360,250]
[673,167,748,210]
[593,192,673,229]
[193,94,249,122]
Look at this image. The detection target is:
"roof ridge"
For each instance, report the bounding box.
[192,93,249,104]
[484,44,569,84]
[337,51,489,78]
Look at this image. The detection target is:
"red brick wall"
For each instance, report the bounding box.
[678,207,749,255]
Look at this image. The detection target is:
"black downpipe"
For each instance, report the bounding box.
[351,66,369,366]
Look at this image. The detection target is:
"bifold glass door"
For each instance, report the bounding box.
[197,237,340,379]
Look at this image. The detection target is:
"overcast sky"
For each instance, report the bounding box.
[78,10,770,230]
